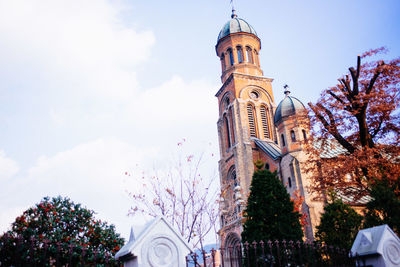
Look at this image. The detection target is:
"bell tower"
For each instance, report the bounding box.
[215,9,278,246]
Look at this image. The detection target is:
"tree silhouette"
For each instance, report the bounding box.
[364,179,400,234]
[0,196,124,266]
[241,170,303,242]
[316,195,363,250]
[306,48,400,200]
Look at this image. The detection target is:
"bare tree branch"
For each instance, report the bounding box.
[309,102,355,153]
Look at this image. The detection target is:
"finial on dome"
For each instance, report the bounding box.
[231,8,237,18]
[284,84,291,96]
[231,0,237,18]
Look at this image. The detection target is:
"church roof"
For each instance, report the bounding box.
[336,188,372,206]
[217,11,258,43]
[254,138,282,160]
[313,139,348,158]
[274,90,306,124]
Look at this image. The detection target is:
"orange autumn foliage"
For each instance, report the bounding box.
[292,190,308,227]
[305,48,400,200]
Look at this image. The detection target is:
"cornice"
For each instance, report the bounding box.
[215,73,274,97]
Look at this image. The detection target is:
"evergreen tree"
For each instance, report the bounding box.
[241,170,303,242]
[364,179,400,234]
[316,196,362,250]
[0,196,124,266]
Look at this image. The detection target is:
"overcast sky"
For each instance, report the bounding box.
[0,0,399,241]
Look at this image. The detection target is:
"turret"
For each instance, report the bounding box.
[216,9,263,83]
[274,86,309,154]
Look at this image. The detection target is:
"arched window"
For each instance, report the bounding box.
[281,134,286,146]
[291,130,296,142]
[302,129,307,140]
[229,168,237,186]
[236,46,243,63]
[254,49,259,66]
[221,54,226,71]
[226,166,237,201]
[229,108,235,144]
[225,167,237,191]
[288,177,292,188]
[227,48,234,66]
[247,104,257,137]
[265,163,270,170]
[260,106,270,139]
[224,97,230,109]
[224,115,231,149]
[246,46,253,63]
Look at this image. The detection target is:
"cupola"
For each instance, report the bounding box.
[274,88,306,125]
[216,9,263,83]
[217,10,258,45]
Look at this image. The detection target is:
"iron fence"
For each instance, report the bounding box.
[0,234,122,267]
[186,240,367,267]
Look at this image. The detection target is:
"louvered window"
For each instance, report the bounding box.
[260,106,270,139]
[247,104,257,137]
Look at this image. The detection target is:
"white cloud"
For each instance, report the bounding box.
[0,0,155,101]
[0,150,19,181]
[129,75,218,126]
[46,75,219,146]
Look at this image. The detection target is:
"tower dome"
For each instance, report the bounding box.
[217,11,258,43]
[274,90,306,125]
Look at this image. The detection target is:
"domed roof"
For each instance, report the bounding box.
[274,90,306,124]
[217,11,258,43]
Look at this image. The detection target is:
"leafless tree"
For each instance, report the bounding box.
[127,140,220,250]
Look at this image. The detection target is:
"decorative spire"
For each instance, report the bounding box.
[231,0,237,18]
[284,84,291,96]
[231,8,237,18]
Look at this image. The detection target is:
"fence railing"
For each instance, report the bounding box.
[186,240,367,267]
[0,234,122,266]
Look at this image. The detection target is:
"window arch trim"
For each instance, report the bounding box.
[227,48,234,66]
[291,130,296,142]
[221,53,226,71]
[224,115,231,149]
[246,46,253,64]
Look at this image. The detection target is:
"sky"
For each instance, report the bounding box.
[0,0,399,242]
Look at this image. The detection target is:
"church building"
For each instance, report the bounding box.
[215,10,324,247]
